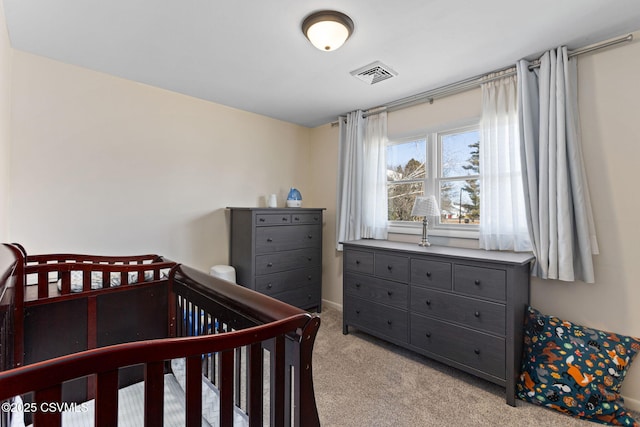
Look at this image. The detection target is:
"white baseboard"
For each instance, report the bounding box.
[623,395,640,412]
[321,299,342,312]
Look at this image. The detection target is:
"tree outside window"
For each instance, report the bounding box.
[386,125,480,227]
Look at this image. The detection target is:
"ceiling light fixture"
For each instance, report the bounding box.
[302,10,354,52]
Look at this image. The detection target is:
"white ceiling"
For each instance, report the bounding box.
[3,0,640,128]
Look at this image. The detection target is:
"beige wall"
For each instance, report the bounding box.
[8,51,311,271]
[309,35,640,408]
[0,2,11,241]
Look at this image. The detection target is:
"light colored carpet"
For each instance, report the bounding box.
[312,306,639,427]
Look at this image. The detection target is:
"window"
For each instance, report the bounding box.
[386,124,480,231]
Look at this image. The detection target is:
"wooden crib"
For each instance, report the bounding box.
[0,243,321,426]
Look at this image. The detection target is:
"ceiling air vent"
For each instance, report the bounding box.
[350,61,398,85]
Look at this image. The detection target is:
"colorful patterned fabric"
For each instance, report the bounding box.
[517,306,640,426]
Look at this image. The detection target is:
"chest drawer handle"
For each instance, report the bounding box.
[387,291,393,296]
[307,275,312,280]
[426,272,432,277]
[307,257,313,261]
[282,217,288,222]
[474,349,481,355]
[474,311,480,317]
[267,283,273,289]
[356,310,360,315]
[355,283,361,288]
[267,238,273,242]
[474,279,481,285]
[307,234,313,239]
[355,260,361,265]
[259,218,265,222]
[387,265,393,271]
[425,332,431,338]
[425,299,431,306]
[387,320,392,325]
[294,217,300,221]
[267,262,273,267]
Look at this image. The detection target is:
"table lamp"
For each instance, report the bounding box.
[411,195,440,247]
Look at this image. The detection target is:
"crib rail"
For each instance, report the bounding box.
[21,251,174,300]
[170,264,321,426]
[0,313,315,427]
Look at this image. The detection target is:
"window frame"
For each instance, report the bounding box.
[387,119,481,239]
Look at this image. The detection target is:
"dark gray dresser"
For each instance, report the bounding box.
[342,239,534,405]
[228,207,324,312]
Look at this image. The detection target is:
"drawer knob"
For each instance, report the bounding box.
[387,291,393,296]
[259,218,265,222]
[474,311,480,317]
[387,265,393,271]
[267,283,273,289]
[474,348,481,355]
[426,272,432,277]
[307,234,313,239]
[355,260,361,265]
[267,262,273,267]
[425,332,431,338]
[355,283,361,288]
[313,216,319,221]
[307,275,312,280]
[356,310,360,315]
[425,299,431,306]
[387,320,392,325]
[282,217,288,221]
[474,279,481,285]
[307,257,313,261]
[267,238,273,242]
[294,217,300,221]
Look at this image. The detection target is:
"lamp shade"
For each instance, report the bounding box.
[411,195,440,217]
[302,11,354,51]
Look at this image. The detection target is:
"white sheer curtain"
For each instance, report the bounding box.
[361,112,389,239]
[336,111,388,250]
[479,73,531,251]
[517,47,599,283]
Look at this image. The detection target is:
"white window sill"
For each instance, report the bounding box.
[387,223,479,241]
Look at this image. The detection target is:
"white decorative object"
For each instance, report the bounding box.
[411,196,440,247]
[267,194,277,208]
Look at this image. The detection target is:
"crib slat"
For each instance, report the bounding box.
[219,349,234,426]
[144,361,164,427]
[95,370,118,427]
[185,355,202,427]
[272,335,286,427]
[247,342,263,427]
[33,384,62,426]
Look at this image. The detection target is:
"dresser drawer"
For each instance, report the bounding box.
[410,258,452,290]
[410,314,505,379]
[345,296,408,343]
[273,286,321,309]
[291,212,322,224]
[344,250,374,275]
[255,267,321,294]
[374,253,409,283]
[454,265,506,301]
[255,225,321,253]
[256,213,291,225]
[344,273,408,309]
[410,287,505,335]
[255,248,321,275]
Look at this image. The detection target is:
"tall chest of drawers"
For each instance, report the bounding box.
[342,239,534,405]
[228,207,324,312]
